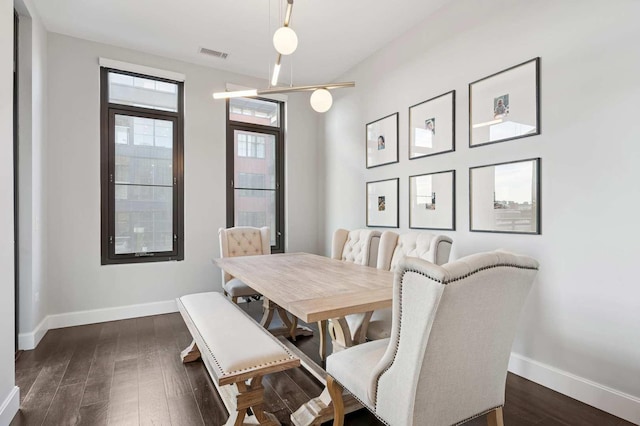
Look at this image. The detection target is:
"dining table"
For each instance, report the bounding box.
[213,252,395,426]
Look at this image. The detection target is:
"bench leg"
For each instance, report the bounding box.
[181,340,201,363]
[226,376,279,426]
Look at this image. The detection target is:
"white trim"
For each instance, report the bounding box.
[18,300,178,350]
[18,316,49,350]
[509,352,640,424]
[98,58,186,82]
[0,386,19,426]
[225,83,288,102]
[48,299,178,329]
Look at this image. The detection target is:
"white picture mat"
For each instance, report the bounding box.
[470,60,538,145]
[470,159,538,233]
[410,92,454,158]
[410,172,454,229]
[367,114,398,167]
[367,179,398,227]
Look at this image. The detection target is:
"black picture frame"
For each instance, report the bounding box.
[366,113,399,169]
[469,57,541,148]
[469,157,542,235]
[409,170,456,231]
[409,90,456,160]
[366,178,399,228]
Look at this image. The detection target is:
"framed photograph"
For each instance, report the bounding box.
[409,170,455,230]
[409,90,455,159]
[366,178,399,228]
[469,57,540,147]
[366,113,399,168]
[469,158,541,234]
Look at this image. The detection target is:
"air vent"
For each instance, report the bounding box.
[200,47,229,59]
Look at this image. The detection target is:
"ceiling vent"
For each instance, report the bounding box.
[200,47,229,59]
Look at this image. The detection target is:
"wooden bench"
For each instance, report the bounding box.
[177,292,301,426]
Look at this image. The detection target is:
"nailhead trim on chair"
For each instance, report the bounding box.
[403,262,539,286]
[373,271,406,412]
[445,263,539,284]
[453,405,504,426]
[373,263,539,420]
[181,298,297,380]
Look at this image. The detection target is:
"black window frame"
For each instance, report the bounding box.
[100,67,184,265]
[226,98,285,253]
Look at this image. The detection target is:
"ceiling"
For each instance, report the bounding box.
[33,0,452,85]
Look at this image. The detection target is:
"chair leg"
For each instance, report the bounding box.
[487,407,504,426]
[232,296,239,304]
[326,375,344,426]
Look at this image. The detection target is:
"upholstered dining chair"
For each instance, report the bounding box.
[218,226,301,340]
[321,229,381,359]
[326,250,539,426]
[218,226,270,304]
[338,231,453,350]
[331,228,381,268]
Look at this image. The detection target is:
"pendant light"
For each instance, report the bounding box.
[212,0,354,113]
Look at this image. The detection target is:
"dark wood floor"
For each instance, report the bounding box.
[11,301,635,426]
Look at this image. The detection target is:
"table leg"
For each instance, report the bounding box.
[290,387,362,426]
[278,338,363,426]
[328,312,373,353]
[260,298,313,339]
[318,320,328,361]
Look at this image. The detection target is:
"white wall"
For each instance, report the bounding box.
[15,0,48,347]
[0,0,19,423]
[44,34,320,322]
[321,0,640,422]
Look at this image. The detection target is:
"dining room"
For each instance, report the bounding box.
[1,0,640,425]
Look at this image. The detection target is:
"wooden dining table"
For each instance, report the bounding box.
[213,252,395,426]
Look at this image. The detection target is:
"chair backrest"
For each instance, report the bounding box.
[369,250,538,426]
[376,231,453,271]
[218,226,270,284]
[331,229,381,267]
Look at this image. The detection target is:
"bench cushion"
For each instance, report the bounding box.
[179,292,299,385]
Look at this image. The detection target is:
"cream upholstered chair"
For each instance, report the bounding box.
[321,229,381,358]
[331,228,381,267]
[326,250,539,426]
[218,226,270,303]
[364,231,453,341]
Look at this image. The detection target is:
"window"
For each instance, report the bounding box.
[237,133,266,159]
[101,68,184,264]
[227,97,284,252]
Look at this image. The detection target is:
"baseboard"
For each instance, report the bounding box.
[18,316,49,351]
[18,299,178,350]
[0,386,19,426]
[509,352,640,424]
